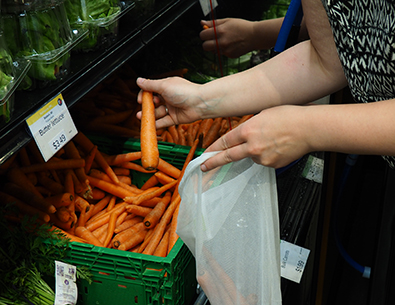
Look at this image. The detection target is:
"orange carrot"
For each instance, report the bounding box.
[154,171,175,185]
[37,174,65,195]
[137,228,155,253]
[114,216,143,234]
[50,213,74,231]
[55,206,72,223]
[111,221,146,248]
[168,202,180,253]
[172,138,199,201]
[139,197,163,208]
[103,205,126,248]
[64,141,90,188]
[75,226,104,247]
[126,180,177,205]
[153,231,170,257]
[84,144,98,174]
[75,195,91,213]
[17,146,38,185]
[143,190,172,229]
[105,151,142,166]
[87,175,136,199]
[3,182,56,214]
[125,205,153,217]
[140,175,159,190]
[0,191,50,223]
[76,204,94,228]
[140,90,159,171]
[119,161,156,173]
[73,132,120,185]
[197,118,213,140]
[117,175,132,185]
[202,117,222,148]
[69,170,84,194]
[64,170,75,198]
[91,109,134,125]
[177,124,186,146]
[142,194,181,255]
[117,229,148,251]
[106,195,117,212]
[91,188,106,200]
[86,202,127,231]
[20,158,85,173]
[45,193,74,208]
[6,167,43,198]
[168,125,179,144]
[112,167,130,176]
[90,194,112,216]
[157,158,181,179]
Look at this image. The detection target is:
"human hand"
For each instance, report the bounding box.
[136,77,204,129]
[200,18,256,58]
[201,105,312,171]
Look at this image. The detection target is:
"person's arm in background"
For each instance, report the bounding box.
[199,17,308,58]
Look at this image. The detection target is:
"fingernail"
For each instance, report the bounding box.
[136,77,146,85]
[200,164,207,172]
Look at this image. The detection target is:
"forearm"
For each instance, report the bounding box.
[198,40,347,118]
[250,18,284,50]
[303,100,395,156]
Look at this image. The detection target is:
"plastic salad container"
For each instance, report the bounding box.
[0,0,86,90]
[65,0,130,52]
[0,32,15,126]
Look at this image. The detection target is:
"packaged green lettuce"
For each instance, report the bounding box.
[1,0,77,89]
[64,0,121,52]
[0,33,15,125]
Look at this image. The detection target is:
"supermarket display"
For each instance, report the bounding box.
[0,1,328,304]
[0,0,87,89]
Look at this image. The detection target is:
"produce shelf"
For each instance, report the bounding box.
[0,0,199,165]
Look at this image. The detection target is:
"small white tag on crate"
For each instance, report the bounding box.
[54,260,78,305]
[199,0,218,16]
[26,93,78,162]
[280,240,310,284]
[302,155,324,183]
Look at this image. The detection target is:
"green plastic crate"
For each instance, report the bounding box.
[66,238,197,305]
[63,135,200,304]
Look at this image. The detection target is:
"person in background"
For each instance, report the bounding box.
[136,0,395,173]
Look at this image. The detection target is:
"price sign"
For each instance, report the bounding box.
[199,0,218,16]
[26,94,78,161]
[280,240,310,283]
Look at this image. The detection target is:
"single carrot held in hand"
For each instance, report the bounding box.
[140,90,159,171]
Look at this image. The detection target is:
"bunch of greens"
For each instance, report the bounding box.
[0,212,91,305]
[2,4,72,86]
[65,0,120,51]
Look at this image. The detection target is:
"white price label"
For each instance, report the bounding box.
[280,240,310,284]
[54,260,78,305]
[26,94,77,161]
[199,0,218,16]
[302,155,324,183]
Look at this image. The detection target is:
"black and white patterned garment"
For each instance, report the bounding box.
[321,0,395,168]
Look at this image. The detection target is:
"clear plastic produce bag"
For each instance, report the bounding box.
[178,152,282,305]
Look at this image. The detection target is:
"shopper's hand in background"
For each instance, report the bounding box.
[200,18,256,58]
[201,105,311,171]
[136,77,204,129]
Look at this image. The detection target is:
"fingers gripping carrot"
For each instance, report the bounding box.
[140,91,159,171]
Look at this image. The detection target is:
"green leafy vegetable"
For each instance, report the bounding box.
[0,211,92,305]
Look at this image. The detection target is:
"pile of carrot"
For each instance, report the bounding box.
[71,64,253,149]
[0,130,200,257]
